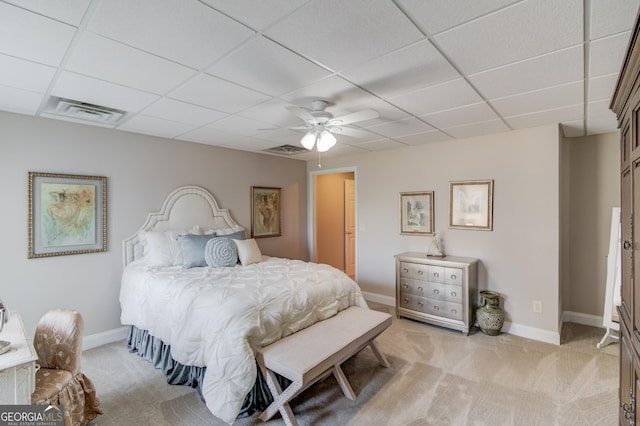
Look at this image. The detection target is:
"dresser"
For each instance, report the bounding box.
[0,312,37,404]
[611,8,640,424]
[395,252,478,334]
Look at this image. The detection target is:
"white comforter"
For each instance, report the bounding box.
[120,256,367,424]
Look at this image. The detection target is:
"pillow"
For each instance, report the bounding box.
[140,231,182,266]
[233,238,262,266]
[178,234,217,268]
[204,237,238,268]
[216,227,246,240]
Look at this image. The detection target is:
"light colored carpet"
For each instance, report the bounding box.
[82,304,619,425]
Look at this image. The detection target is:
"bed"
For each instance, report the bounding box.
[119,186,368,424]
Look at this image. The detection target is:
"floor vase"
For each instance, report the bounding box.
[476,291,504,335]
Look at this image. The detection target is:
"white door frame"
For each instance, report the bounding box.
[307,166,357,276]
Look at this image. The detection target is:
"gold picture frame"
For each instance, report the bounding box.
[28,172,107,258]
[449,179,494,231]
[251,186,281,238]
[400,191,434,235]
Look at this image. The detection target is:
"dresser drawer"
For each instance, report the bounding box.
[428,266,445,283]
[444,284,462,303]
[445,268,463,285]
[443,302,463,320]
[427,282,445,300]
[399,262,412,278]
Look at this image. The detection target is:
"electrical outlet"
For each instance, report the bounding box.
[533,300,543,313]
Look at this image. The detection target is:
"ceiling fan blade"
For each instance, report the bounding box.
[286,106,315,121]
[328,109,379,126]
[329,126,374,138]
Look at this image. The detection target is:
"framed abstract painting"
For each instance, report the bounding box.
[28,172,107,258]
[399,191,434,235]
[251,186,281,238]
[449,179,494,231]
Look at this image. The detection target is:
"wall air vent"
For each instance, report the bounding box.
[42,97,127,125]
[263,144,309,155]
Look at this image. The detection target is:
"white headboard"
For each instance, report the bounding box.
[122,185,243,266]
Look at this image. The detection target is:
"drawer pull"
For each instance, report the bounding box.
[403,267,409,273]
[403,283,409,289]
[417,302,424,307]
[433,272,440,277]
[417,270,424,275]
[451,274,457,279]
[434,306,440,311]
[451,292,457,297]
[417,286,423,291]
[451,309,457,314]
[403,298,409,304]
[433,289,439,294]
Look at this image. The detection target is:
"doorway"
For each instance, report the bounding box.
[309,168,356,279]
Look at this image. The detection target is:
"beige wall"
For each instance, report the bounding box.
[315,172,353,270]
[565,132,620,318]
[310,125,563,341]
[0,112,308,337]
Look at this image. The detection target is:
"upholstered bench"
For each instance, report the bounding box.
[256,306,392,426]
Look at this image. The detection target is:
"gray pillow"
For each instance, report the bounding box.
[204,237,239,268]
[218,230,245,240]
[178,234,216,268]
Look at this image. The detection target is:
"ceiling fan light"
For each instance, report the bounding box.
[300,131,316,150]
[317,130,337,152]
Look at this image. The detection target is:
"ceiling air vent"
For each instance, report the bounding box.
[263,144,309,155]
[43,96,127,125]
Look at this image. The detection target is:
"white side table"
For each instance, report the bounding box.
[0,312,37,404]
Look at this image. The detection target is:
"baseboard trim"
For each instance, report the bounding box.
[362,291,395,306]
[83,326,128,351]
[562,310,603,328]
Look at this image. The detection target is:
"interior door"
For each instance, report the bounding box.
[344,179,355,279]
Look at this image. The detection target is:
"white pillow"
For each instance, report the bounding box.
[140,231,182,266]
[233,238,262,266]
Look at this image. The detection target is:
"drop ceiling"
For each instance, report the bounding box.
[0,0,637,160]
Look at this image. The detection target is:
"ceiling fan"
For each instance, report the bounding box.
[287,100,379,152]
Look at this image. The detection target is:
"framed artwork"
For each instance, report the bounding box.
[251,186,281,238]
[399,191,434,235]
[28,172,107,258]
[449,179,494,231]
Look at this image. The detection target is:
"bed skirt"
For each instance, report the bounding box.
[126,326,281,418]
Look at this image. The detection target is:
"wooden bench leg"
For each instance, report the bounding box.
[259,366,301,426]
[332,364,356,400]
[369,340,390,368]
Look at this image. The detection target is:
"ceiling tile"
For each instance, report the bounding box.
[205,115,269,137]
[119,115,197,138]
[397,0,521,35]
[589,73,619,102]
[388,78,483,116]
[586,112,618,134]
[505,104,583,130]
[255,128,306,144]
[341,40,460,99]
[200,0,309,31]
[444,119,510,138]
[238,99,302,128]
[367,117,434,138]
[0,85,44,115]
[435,0,583,74]
[354,139,408,151]
[207,36,331,96]
[66,33,196,94]
[3,0,91,26]
[0,54,56,92]
[280,76,371,108]
[140,99,227,126]
[396,130,452,145]
[421,102,499,129]
[491,81,583,118]
[590,0,640,40]
[0,2,76,66]
[179,126,235,145]
[52,71,160,112]
[590,31,632,78]
[170,74,270,113]
[469,45,583,100]
[588,99,613,117]
[264,0,423,72]
[87,0,255,69]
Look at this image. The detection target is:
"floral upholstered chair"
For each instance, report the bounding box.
[31,309,103,426]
